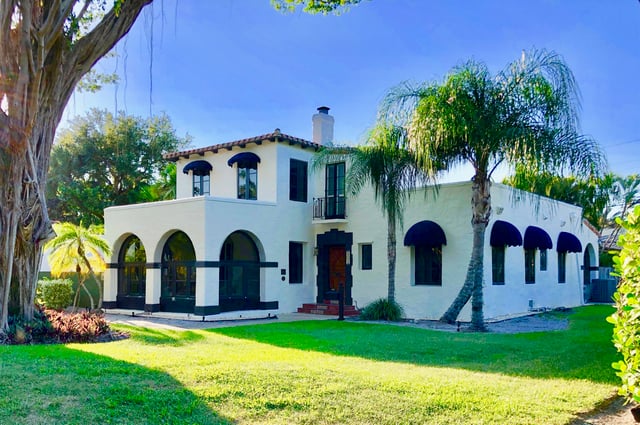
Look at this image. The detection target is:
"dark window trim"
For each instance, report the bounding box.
[525,249,536,284]
[492,245,505,285]
[558,251,567,283]
[361,243,372,270]
[289,242,303,284]
[193,173,210,196]
[414,245,442,286]
[237,163,258,200]
[289,159,308,202]
[540,249,548,271]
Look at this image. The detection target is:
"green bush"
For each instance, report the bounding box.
[608,205,640,403]
[37,278,73,311]
[360,298,404,321]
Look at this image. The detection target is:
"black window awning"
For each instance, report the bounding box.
[490,220,523,247]
[182,160,212,175]
[403,220,447,247]
[523,226,553,250]
[557,232,582,253]
[227,152,261,168]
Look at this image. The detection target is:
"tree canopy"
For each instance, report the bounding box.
[503,165,614,230]
[47,109,190,225]
[0,0,361,331]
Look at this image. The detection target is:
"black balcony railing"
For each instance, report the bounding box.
[313,197,347,220]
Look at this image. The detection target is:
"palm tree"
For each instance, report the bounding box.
[44,222,111,310]
[315,123,433,304]
[504,165,615,230]
[384,49,606,330]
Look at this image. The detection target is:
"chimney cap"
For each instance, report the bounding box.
[317,106,330,114]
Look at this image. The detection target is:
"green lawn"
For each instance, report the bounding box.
[0,305,619,424]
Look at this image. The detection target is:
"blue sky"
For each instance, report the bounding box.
[62,0,640,178]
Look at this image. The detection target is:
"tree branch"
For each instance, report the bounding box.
[69,0,152,78]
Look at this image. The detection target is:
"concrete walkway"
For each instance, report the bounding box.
[106,311,336,331]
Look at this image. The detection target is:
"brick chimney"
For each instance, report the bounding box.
[312,106,334,145]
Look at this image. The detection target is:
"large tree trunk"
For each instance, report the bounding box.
[440,176,491,331]
[387,213,396,303]
[0,0,152,332]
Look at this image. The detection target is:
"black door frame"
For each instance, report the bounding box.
[316,229,353,305]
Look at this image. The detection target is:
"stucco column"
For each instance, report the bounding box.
[195,266,220,316]
[103,267,117,307]
[145,268,162,312]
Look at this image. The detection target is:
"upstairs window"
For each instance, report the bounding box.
[325,162,346,218]
[193,174,210,196]
[228,152,260,200]
[182,160,212,197]
[238,165,257,200]
[290,159,308,202]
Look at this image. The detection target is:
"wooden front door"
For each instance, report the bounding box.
[328,246,346,291]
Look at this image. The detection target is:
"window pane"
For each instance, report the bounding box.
[361,244,372,270]
[558,251,567,283]
[540,249,547,271]
[415,246,442,286]
[289,242,303,284]
[290,159,308,202]
[492,246,505,285]
[525,249,536,284]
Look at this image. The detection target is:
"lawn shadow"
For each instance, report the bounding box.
[210,305,617,385]
[114,324,206,346]
[0,343,231,424]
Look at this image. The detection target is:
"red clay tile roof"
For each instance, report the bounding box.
[164,129,321,161]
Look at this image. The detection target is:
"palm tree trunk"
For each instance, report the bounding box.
[387,215,397,303]
[440,176,490,331]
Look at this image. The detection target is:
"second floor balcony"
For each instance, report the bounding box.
[313,196,347,221]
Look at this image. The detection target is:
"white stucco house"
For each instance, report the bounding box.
[102,107,599,320]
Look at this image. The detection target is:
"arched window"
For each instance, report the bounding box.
[161,231,196,313]
[117,235,146,309]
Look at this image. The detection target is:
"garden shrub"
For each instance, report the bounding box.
[360,298,404,321]
[37,278,73,310]
[608,205,640,403]
[3,306,111,345]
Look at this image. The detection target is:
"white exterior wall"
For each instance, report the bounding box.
[312,178,599,321]
[107,140,599,321]
[105,142,317,314]
[176,143,279,202]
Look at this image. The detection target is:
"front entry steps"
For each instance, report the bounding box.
[297,300,360,317]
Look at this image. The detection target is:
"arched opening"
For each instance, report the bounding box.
[219,231,261,312]
[117,235,146,310]
[583,243,596,303]
[160,231,196,313]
